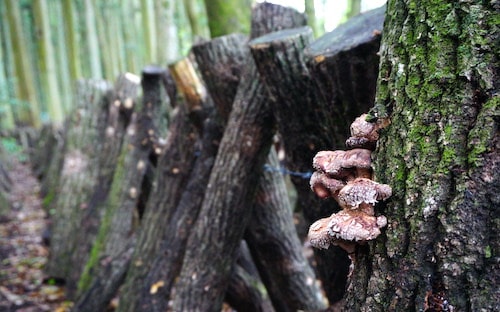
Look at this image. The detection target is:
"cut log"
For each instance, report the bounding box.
[305,5,385,144]
[0,159,10,217]
[73,67,168,311]
[249,26,351,304]
[191,33,249,121]
[45,79,113,293]
[246,148,326,311]
[169,3,310,310]
[72,240,135,312]
[31,124,65,209]
[116,59,204,312]
[67,74,140,297]
[193,30,325,311]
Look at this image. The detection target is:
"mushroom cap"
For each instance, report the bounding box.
[308,210,388,250]
[327,210,387,242]
[337,178,392,209]
[312,149,372,179]
[349,114,379,141]
[345,114,379,150]
[308,217,334,249]
[309,171,345,199]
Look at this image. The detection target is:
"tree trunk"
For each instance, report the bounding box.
[61,0,82,82]
[344,1,499,311]
[83,0,102,79]
[141,0,157,64]
[0,0,15,130]
[183,0,210,40]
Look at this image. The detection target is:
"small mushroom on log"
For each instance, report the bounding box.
[308,210,387,253]
[312,149,372,180]
[345,113,390,150]
[309,171,345,199]
[337,178,392,210]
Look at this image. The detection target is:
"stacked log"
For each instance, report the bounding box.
[38,4,386,311]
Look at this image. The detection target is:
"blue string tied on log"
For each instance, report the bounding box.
[262,164,313,180]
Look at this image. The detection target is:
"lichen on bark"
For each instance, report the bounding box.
[347,0,499,311]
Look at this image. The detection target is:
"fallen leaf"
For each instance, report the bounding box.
[149,280,165,294]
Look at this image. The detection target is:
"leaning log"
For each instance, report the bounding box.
[0,158,10,217]
[116,59,203,312]
[168,3,311,310]
[73,67,167,312]
[250,26,351,304]
[191,33,249,121]
[194,31,324,311]
[245,149,326,311]
[45,79,112,293]
[69,74,140,297]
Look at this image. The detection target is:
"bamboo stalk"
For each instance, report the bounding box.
[50,0,73,114]
[84,0,103,79]
[5,0,41,127]
[33,0,64,125]
[62,0,82,81]
[142,0,157,64]
[0,1,15,130]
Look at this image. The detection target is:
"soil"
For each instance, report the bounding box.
[0,160,70,312]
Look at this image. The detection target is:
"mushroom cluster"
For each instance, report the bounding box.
[308,114,391,254]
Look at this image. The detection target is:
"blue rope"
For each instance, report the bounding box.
[263,164,312,179]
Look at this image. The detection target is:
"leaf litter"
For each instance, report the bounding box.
[0,160,71,312]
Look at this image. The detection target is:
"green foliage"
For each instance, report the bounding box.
[1,0,209,129]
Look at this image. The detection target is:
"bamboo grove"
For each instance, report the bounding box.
[0,0,210,129]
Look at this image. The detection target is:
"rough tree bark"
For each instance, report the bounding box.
[117,70,200,311]
[344,1,499,311]
[67,74,139,297]
[73,67,168,312]
[194,21,324,312]
[305,5,385,145]
[45,79,112,293]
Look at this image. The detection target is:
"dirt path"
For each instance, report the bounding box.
[0,160,69,312]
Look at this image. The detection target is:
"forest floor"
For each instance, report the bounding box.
[0,160,70,312]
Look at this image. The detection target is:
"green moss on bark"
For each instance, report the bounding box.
[77,149,127,294]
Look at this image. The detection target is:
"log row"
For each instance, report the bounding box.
[36,3,386,311]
